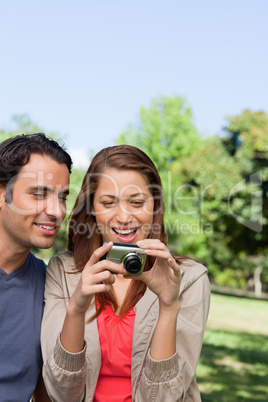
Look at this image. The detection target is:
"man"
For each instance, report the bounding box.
[0,133,72,401]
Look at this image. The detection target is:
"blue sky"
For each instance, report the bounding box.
[0,0,267,166]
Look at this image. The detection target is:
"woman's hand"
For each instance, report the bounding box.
[128,239,182,361]
[68,242,125,316]
[129,239,182,310]
[61,242,124,353]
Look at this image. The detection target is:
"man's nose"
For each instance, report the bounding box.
[45,195,65,220]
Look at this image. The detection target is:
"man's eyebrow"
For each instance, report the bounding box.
[29,186,69,195]
[28,186,51,192]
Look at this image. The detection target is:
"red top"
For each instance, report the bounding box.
[93,303,135,402]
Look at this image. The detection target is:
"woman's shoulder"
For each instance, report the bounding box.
[46,251,81,291]
[48,250,76,270]
[179,258,209,292]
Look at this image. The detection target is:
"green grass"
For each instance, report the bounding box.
[197,294,268,401]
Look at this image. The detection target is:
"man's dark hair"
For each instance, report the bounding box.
[0,133,72,201]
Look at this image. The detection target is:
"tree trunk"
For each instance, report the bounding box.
[254,266,263,298]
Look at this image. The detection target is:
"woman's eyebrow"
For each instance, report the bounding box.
[97,194,117,199]
[129,192,149,198]
[97,192,150,200]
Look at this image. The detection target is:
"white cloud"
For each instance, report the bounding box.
[69,148,90,169]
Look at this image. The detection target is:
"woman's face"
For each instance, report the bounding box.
[93,168,154,244]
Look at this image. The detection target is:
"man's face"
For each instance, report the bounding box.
[0,153,70,251]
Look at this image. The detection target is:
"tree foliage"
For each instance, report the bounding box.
[180,110,268,292]
[0,114,64,143]
[117,95,203,171]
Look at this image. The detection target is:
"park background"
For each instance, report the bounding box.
[1,1,267,400]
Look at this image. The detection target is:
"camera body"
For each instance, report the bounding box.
[101,242,146,275]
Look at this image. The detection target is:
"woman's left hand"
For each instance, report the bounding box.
[126,239,182,309]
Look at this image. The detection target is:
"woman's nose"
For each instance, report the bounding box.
[115,203,133,223]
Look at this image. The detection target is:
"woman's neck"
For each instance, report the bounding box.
[112,276,133,314]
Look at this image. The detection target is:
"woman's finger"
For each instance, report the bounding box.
[167,257,182,275]
[86,241,114,266]
[85,270,116,284]
[88,259,124,275]
[137,239,166,251]
[145,248,171,260]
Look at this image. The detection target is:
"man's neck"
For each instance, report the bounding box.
[0,244,30,274]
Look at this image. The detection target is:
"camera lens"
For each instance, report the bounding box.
[124,253,142,274]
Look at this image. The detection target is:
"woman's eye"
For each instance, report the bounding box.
[131,200,146,207]
[102,201,116,207]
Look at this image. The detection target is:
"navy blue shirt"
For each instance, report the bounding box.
[0,252,46,402]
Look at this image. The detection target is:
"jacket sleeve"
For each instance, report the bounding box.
[134,269,210,402]
[41,255,87,402]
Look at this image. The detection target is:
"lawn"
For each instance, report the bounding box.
[197,293,268,401]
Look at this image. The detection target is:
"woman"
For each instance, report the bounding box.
[41,145,210,402]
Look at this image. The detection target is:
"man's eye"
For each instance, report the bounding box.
[34,193,46,199]
[59,196,67,202]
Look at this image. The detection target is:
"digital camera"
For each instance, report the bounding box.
[101,242,146,275]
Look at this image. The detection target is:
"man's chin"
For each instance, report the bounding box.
[32,238,56,250]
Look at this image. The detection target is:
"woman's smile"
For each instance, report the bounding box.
[111,226,140,243]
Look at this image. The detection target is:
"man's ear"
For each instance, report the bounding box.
[0,186,6,208]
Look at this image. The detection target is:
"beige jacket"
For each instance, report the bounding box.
[41,251,210,402]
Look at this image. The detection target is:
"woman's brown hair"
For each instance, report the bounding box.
[68,145,169,319]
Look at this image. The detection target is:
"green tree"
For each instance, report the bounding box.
[0,113,64,143]
[117,95,203,171]
[180,110,268,294]
[223,110,268,293]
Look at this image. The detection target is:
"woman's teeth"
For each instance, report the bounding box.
[113,228,136,235]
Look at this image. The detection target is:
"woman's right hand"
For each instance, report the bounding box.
[68,242,125,316]
[60,242,125,353]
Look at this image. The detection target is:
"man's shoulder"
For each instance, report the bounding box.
[28,252,47,275]
[29,251,46,266]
